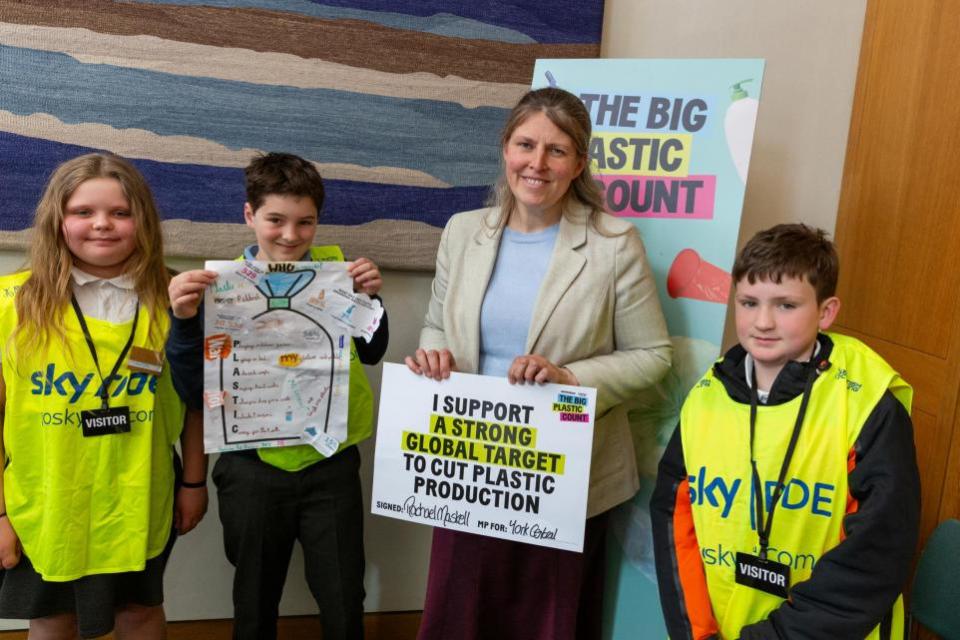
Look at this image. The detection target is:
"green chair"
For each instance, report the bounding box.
[911,519,960,639]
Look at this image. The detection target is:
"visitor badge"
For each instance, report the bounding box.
[81,406,132,437]
[127,346,164,374]
[734,552,790,598]
[303,425,340,457]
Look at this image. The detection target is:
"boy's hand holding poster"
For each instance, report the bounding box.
[372,363,596,552]
[202,260,383,454]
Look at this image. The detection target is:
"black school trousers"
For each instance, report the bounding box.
[212,445,364,640]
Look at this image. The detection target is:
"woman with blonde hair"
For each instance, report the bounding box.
[406,88,672,640]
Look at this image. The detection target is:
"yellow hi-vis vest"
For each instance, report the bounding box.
[242,245,374,472]
[679,333,912,640]
[0,272,185,581]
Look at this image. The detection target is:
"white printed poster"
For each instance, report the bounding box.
[372,363,596,552]
[202,260,383,454]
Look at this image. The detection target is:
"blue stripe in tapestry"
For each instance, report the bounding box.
[262,0,605,43]
[0,45,506,188]
[0,132,490,230]
[129,0,539,43]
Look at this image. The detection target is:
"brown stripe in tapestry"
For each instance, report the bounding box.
[0,0,599,84]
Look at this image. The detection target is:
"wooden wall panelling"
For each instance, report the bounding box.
[834,0,960,552]
[836,0,960,359]
[936,256,960,524]
[926,2,960,528]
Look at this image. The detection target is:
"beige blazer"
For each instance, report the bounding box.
[420,204,672,517]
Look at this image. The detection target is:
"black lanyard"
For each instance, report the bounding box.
[70,295,140,410]
[748,362,824,560]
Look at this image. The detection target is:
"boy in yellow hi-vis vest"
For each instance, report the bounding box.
[164,153,388,640]
[651,224,920,640]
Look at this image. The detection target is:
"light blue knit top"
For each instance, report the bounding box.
[479,224,559,376]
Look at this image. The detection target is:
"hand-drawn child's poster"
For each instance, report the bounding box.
[202,260,383,454]
[372,364,596,552]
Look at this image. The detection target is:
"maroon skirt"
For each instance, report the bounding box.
[417,513,608,640]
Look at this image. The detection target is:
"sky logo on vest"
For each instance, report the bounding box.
[701,541,818,572]
[689,466,836,527]
[30,363,158,403]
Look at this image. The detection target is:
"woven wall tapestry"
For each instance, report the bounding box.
[0,1,604,270]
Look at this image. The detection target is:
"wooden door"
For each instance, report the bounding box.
[833,0,960,625]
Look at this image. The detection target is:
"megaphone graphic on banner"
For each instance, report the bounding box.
[667,249,731,304]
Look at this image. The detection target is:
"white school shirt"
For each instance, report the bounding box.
[70,268,138,323]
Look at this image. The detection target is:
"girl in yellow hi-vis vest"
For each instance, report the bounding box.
[0,153,206,639]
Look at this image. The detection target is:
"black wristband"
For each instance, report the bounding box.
[0,511,6,519]
[180,480,207,489]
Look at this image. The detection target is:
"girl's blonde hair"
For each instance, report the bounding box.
[14,153,170,353]
[487,87,614,232]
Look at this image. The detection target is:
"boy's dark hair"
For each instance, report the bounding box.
[732,223,839,302]
[244,152,325,213]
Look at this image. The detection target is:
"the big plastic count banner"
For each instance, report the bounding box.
[531,58,765,637]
